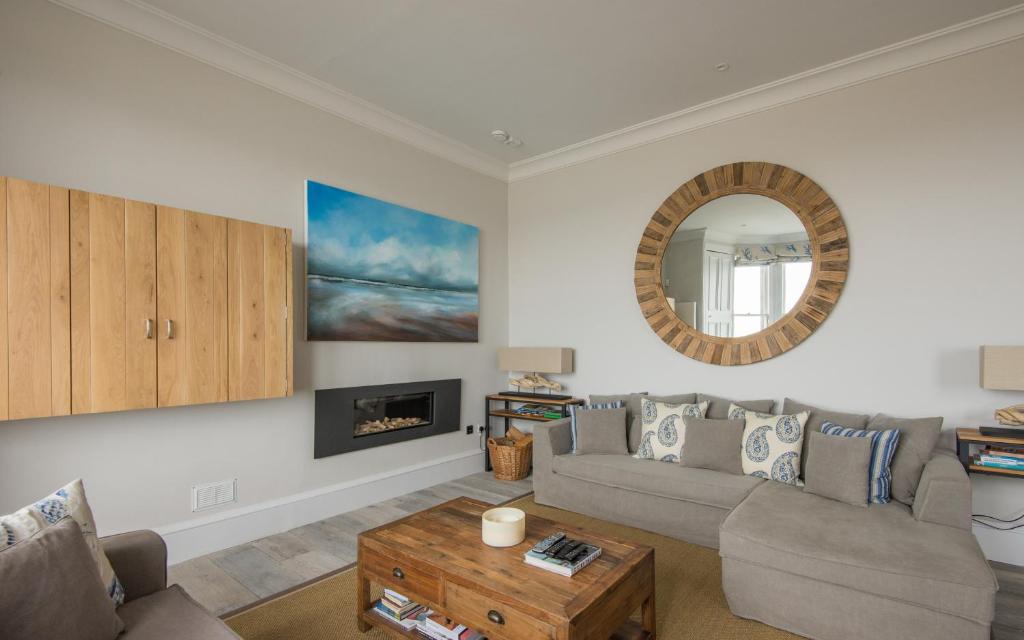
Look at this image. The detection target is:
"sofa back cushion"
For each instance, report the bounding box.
[680,417,744,475]
[868,413,943,506]
[782,398,870,478]
[573,407,629,455]
[0,517,125,640]
[699,394,774,419]
[803,431,872,506]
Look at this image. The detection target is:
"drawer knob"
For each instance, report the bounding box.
[487,610,505,625]
[392,567,404,579]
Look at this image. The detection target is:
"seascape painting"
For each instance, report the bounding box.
[305,180,479,342]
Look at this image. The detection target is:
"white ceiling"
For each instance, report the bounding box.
[678,194,806,239]
[126,1,1020,164]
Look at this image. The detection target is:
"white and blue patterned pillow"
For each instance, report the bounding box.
[821,422,901,504]
[0,479,124,606]
[633,398,708,462]
[735,404,809,485]
[568,401,624,453]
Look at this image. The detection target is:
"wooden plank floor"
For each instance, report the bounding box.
[168,472,534,615]
[170,471,1024,636]
[994,561,1024,639]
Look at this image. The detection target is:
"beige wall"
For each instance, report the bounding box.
[0,2,507,536]
[509,40,1024,562]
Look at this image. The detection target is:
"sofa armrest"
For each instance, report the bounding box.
[912,452,972,530]
[532,418,572,475]
[101,530,167,603]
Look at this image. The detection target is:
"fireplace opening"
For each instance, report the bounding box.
[353,392,434,437]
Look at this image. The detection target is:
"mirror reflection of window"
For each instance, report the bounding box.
[662,194,812,339]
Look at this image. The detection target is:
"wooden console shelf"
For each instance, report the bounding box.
[957,428,1024,479]
[485,393,584,470]
[0,176,293,421]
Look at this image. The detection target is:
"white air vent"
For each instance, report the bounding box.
[191,479,236,512]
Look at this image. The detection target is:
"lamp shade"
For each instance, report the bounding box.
[498,347,573,374]
[981,346,1024,390]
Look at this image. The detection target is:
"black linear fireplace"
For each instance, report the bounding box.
[314,379,461,458]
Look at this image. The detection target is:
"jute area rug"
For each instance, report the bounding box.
[223,495,798,639]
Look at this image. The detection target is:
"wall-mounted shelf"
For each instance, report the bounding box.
[957,428,1024,478]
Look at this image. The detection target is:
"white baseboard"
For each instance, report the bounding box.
[973,524,1024,566]
[158,449,485,565]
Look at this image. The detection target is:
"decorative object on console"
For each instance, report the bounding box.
[498,347,574,399]
[820,422,901,504]
[568,400,624,453]
[980,345,1024,429]
[735,405,809,485]
[634,162,849,365]
[481,507,526,547]
[0,479,123,606]
[305,179,479,342]
[802,431,872,507]
[634,398,708,462]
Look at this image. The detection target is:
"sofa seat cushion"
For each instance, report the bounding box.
[552,454,764,510]
[719,481,997,623]
[118,584,239,639]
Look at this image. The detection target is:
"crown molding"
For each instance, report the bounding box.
[508,4,1024,182]
[48,0,510,181]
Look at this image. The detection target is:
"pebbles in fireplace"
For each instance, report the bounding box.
[314,379,461,458]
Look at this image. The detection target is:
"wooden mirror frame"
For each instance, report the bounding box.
[635,162,849,365]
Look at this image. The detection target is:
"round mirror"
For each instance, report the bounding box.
[662,194,811,338]
[635,162,849,365]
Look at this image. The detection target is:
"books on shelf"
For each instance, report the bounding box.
[371,590,483,639]
[523,532,602,577]
[974,447,1024,470]
[512,404,562,419]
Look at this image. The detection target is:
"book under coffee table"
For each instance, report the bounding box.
[357,497,655,639]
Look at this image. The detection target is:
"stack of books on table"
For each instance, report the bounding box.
[373,589,430,630]
[416,614,485,640]
[976,448,1024,470]
[523,531,602,577]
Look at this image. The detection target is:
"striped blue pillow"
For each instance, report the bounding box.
[568,401,624,453]
[821,422,901,504]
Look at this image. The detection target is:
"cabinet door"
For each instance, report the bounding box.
[3,178,71,420]
[228,221,291,401]
[70,191,156,414]
[157,207,227,406]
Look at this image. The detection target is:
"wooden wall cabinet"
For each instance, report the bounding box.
[0,176,293,422]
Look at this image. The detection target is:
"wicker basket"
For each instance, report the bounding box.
[488,436,532,481]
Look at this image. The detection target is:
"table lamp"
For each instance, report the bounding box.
[498,347,574,399]
[980,345,1024,436]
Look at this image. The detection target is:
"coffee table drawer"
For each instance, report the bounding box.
[361,545,441,603]
[445,580,555,639]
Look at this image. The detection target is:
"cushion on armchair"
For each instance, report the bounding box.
[0,517,125,640]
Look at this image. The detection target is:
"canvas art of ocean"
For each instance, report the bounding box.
[306,180,479,342]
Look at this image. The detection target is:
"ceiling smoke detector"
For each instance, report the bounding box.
[715,62,730,72]
[491,129,523,147]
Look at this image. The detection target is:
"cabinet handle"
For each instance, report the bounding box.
[487,610,504,625]
[145,318,153,339]
[392,567,404,579]
[166,319,175,339]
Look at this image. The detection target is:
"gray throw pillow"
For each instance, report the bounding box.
[0,517,125,640]
[574,407,629,455]
[782,398,870,479]
[698,394,774,419]
[680,417,744,475]
[868,413,943,506]
[627,393,696,452]
[803,431,871,506]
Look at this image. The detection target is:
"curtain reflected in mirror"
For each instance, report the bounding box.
[661,194,812,338]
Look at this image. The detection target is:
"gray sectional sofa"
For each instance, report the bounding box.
[532,395,997,640]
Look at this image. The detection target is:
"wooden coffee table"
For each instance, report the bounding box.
[357,497,655,639]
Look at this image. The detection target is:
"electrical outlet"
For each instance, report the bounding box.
[465,425,474,434]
